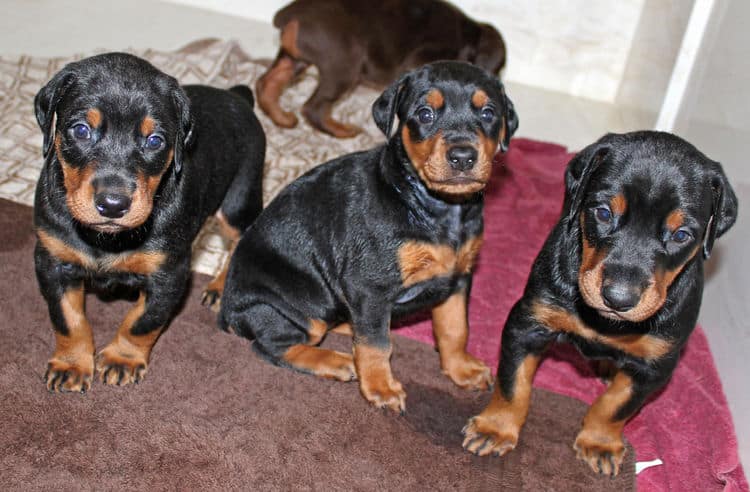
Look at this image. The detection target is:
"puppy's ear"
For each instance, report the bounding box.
[499,84,518,152]
[171,86,194,177]
[702,162,738,259]
[372,72,411,139]
[564,140,610,230]
[34,67,76,158]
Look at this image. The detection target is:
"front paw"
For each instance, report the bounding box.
[360,378,406,413]
[45,355,94,393]
[95,346,148,386]
[574,429,626,476]
[201,288,221,312]
[443,354,494,391]
[462,414,520,457]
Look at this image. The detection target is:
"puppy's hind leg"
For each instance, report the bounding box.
[256,20,310,128]
[233,303,356,382]
[202,135,265,311]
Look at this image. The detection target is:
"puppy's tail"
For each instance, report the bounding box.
[229,85,255,109]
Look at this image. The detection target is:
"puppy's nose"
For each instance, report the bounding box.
[94,193,131,219]
[601,282,641,312]
[446,146,478,171]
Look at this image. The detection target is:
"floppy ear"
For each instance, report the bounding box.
[499,84,518,152]
[372,72,410,139]
[34,67,76,158]
[171,86,194,177]
[563,140,610,230]
[702,162,738,259]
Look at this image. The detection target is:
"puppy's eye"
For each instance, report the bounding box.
[480,107,495,122]
[72,124,91,141]
[417,107,435,125]
[671,229,692,243]
[145,134,164,151]
[595,207,612,223]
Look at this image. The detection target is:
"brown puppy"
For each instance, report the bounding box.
[257,0,506,138]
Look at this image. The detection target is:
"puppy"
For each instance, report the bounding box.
[217,61,517,412]
[256,0,506,138]
[33,53,265,393]
[462,131,738,475]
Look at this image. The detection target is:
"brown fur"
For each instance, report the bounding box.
[462,355,541,456]
[96,292,161,386]
[353,343,406,412]
[45,285,95,393]
[531,301,672,360]
[432,290,492,389]
[257,0,506,138]
[574,371,633,476]
[282,345,356,381]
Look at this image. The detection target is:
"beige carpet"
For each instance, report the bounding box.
[0,38,385,277]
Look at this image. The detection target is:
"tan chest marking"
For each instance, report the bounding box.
[398,236,483,287]
[531,301,672,360]
[37,229,165,275]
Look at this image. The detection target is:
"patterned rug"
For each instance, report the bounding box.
[0,38,385,277]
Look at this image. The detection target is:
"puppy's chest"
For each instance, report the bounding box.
[37,229,166,276]
[397,236,483,287]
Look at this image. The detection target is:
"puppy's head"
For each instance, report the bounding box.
[372,61,517,200]
[565,131,738,323]
[34,53,193,233]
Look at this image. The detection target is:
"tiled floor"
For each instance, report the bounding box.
[2,0,746,470]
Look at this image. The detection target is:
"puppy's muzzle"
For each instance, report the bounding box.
[601,264,647,312]
[446,145,478,172]
[92,175,133,219]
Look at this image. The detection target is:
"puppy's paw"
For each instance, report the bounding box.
[45,355,94,394]
[574,429,626,477]
[461,414,520,457]
[443,354,494,391]
[201,288,221,313]
[360,378,406,414]
[95,346,148,386]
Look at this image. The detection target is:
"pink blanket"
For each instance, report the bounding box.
[396,138,748,491]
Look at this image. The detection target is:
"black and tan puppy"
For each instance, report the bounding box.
[462,131,738,475]
[257,0,506,138]
[217,61,517,412]
[33,53,265,393]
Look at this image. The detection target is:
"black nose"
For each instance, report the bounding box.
[446,146,478,171]
[94,193,131,219]
[601,283,641,312]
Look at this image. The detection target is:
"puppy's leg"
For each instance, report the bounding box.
[350,304,405,413]
[463,302,552,455]
[201,211,243,311]
[432,285,493,390]
[301,62,362,139]
[96,263,189,386]
[35,247,94,393]
[237,303,356,382]
[202,137,265,311]
[574,365,673,477]
[256,52,309,128]
[256,20,309,128]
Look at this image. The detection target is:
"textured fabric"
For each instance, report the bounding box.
[0,198,637,491]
